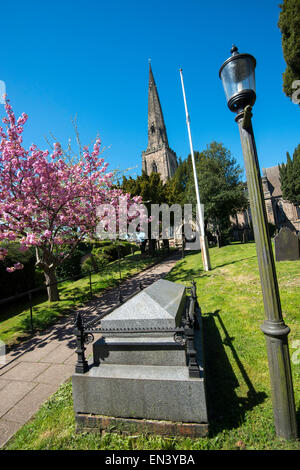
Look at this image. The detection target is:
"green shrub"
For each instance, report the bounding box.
[100,245,118,262]
[55,242,92,280]
[55,240,136,277]
[92,241,133,265]
[81,254,109,274]
[81,256,93,275]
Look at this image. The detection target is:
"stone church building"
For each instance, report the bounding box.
[233,165,300,235]
[261,166,300,232]
[142,64,178,183]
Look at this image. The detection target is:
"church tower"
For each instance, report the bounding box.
[142,63,178,183]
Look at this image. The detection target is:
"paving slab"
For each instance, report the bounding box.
[20,340,60,362]
[39,344,75,364]
[1,362,50,382]
[63,353,77,365]
[35,363,75,386]
[0,379,11,391]
[0,359,21,377]
[0,419,22,448]
[0,381,37,418]
[3,383,59,424]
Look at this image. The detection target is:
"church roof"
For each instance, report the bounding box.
[262,165,282,197]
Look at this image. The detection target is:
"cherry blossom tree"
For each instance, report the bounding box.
[0,98,143,301]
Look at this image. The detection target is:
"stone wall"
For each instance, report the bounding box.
[232,166,300,234]
[142,146,178,183]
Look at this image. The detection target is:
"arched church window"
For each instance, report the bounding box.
[152,161,158,173]
[151,122,155,134]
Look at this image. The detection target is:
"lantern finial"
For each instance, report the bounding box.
[231,44,239,55]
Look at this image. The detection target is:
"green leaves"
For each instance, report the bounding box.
[184,142,247,233]
[280,144,300,204]
[278,0,300,101]
[122,172,166,208]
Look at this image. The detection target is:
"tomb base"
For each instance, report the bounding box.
[72,360,207,424]
[75,413,209,438]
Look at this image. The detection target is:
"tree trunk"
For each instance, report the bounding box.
[217,230,222,248]
[44,267,60,302]
[163,239,169,252]
[140,240,147,254]
[149,239,156,256]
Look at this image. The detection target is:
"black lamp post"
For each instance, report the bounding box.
[219,46,297,440]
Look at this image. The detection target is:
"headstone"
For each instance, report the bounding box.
[72,279,208,437]
[274,227,300,262]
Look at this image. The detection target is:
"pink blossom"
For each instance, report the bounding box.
[6,267,15,273]
[43,230,52,239]
[14,262,24,270]
[19,245,29,252]
[0,97,144,300]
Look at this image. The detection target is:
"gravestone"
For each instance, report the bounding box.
[274,227,300,262]
[72,279,208,437]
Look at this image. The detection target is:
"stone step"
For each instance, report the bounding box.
[93,336,187,367]
[89,363,191,380]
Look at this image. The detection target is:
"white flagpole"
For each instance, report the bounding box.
[179,68,211,271]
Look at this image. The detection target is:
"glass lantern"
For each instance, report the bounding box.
[219,45,256,113]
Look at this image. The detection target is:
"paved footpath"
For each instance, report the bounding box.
[0,252,180,447]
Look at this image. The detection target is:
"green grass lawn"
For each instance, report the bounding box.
[0,251,169,348]
[4,242,300,450]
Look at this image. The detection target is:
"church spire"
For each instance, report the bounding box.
[142,63,178,183]
[147,63,169,150]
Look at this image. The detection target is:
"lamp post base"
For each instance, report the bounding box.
[260,320,297,440]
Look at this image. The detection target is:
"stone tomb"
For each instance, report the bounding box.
[274,227,300,262]
[72,279,208,437]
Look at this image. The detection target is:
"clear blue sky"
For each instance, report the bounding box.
[1,0,299,179]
